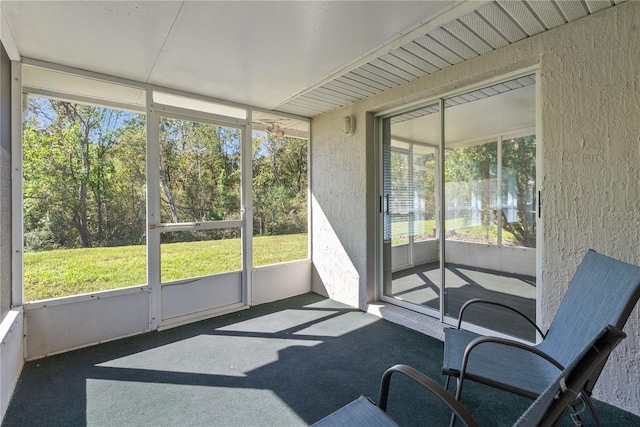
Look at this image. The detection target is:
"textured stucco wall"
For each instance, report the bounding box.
[311,1,640,415]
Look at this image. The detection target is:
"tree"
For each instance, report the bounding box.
[252,134,307,235]
[444,136,536,247]
[23,97,146,250]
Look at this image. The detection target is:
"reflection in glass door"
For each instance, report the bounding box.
[381,75,538,341]
[382,102,441,317]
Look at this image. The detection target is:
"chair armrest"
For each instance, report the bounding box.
[459,336,564,387]
[457,298,545,339]
[378,364,479,427]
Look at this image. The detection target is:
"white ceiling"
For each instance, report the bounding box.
[1,0,625,119]
[2,0,458,113]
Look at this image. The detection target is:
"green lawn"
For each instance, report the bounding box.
[391,218,516,246]
[24,233,308,302]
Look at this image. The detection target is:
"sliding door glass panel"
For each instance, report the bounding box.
[413,148,437,243]
[382,102,441,314]
[501,135,536,248]
[445,141,498,244]
[443,75,537,341]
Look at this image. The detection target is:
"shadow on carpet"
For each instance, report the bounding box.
[2,294,638,426]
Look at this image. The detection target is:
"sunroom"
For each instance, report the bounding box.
[0,0,638,424]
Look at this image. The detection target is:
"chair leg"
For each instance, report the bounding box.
[444,375,451,392]
[449,377,466,427]
[582,392,602,427]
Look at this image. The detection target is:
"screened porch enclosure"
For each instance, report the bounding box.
[18,65,312,358]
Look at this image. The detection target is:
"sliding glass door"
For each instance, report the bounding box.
[382,102,441,317]
[381,74,538,341]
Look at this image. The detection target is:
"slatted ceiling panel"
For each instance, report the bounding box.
[314,86,359,103]
[329,79,377,98]
[442,20,494,54]
[504,80,524,90]
[585,0,614,14]
[491,82,512,93]
[428,28,479,60]
[516,75,536,86]
[497,0,546,36]
[360,63,410,86]
[335,75,382,96]
[369,58,419,82]
[479,2,528,43]
[459,10,510,50]
[525,0,566,29]
[277,1,624,117]
[323,81,372,99]
[378,53,429,79]
[460,93,479,102]
[445,95,465,106]
[480,86,501,96]
[404,40,450,70]
[294,94,340,110]
[414,34,466,66]
[556,0,589,21]
[349,68,396,90]
[343,70,386,90]
[299,89,342,106]
[390,48,441,74]
[285,101,324,116]
[467,89,490,100]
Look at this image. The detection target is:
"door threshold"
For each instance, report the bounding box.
[366,301,445,341]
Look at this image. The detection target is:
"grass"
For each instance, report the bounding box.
[23,233,308,302]
[391,217,518,246]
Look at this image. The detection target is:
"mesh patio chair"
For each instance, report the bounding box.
[311,325,626,427]
[442,250,640,426]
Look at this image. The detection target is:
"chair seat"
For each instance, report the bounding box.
[311,396,398,427]
[443,328,561,397]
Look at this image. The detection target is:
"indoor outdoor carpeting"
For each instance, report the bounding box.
[2,293,638,426]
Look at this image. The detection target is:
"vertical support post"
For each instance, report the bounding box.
[146,89,161,330]
[10,61,22,308]
[438,98,446,321]
[242,112,253,306]
[497,135,503,246]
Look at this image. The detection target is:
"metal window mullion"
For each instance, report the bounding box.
[153,104,247,128]
[242,113,253,306]
[439,98,446,322]
[151,220,243,232]
[22,85,146,113]
[11,61,23,307]
[146,90,161,330]
[408,146,414,266]
[497,135,503,246]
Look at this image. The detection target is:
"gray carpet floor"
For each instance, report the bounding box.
[2,293,638,426]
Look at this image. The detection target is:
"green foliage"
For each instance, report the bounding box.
[444,137,536,247]
[23,97,309,301]
[23,98,146,250]
[252,134,308,235]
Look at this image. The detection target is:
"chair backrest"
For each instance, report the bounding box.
[538,250,640,369]
[515,325,626,427]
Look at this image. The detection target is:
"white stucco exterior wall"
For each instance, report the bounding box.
[311,1,640,415]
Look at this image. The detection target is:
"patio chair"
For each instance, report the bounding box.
[311,325,626,427]
[442,249,640,426]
